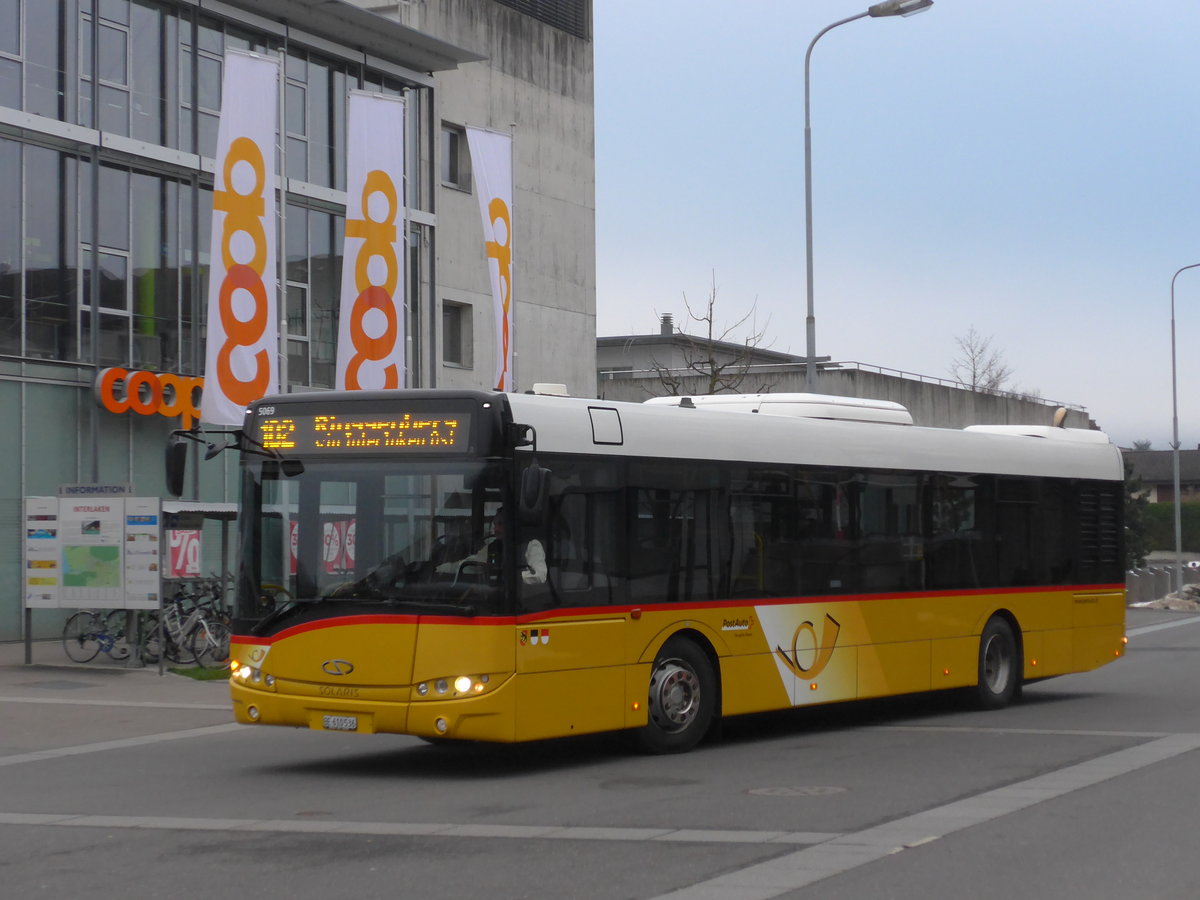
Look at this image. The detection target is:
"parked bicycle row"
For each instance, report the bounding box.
[61,581,232,669]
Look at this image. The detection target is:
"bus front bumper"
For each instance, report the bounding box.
[230,677,518,742]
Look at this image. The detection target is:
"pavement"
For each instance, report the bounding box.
[0,638,230,715]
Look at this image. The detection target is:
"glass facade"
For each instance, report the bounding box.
[2,0,427,374]
[0,0,437,640]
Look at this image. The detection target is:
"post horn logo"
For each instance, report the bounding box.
[775,613,841,679]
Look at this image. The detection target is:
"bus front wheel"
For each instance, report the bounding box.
[637,637,716,754]
[974,616,1021,710]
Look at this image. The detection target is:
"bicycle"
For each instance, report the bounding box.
[142,585,229,668]
[186,576,234,668]
[187,609,232,669]
[62,609,133,663]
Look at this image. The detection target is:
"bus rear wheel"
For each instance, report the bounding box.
[974,616,1020,710]
[637,637,716,754]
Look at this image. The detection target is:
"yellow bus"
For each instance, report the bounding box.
[192,388,1126,753]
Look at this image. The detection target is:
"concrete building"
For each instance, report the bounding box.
[598,315,1097,431]
[1122,449,1200,503]
[1,0,595,641]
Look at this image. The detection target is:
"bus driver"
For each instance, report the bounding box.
[439,508,546,584]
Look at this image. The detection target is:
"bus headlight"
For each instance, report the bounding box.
[231,663,276,692]
[412,673,500,700]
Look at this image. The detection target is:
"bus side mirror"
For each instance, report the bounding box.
[165,436,188,497]
[518,464,550,526]
[508,423,534,448]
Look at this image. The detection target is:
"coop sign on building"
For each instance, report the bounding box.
[93,368,204,429]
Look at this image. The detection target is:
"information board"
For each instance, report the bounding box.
[23,495,162,611]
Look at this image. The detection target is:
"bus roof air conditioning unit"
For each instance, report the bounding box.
[644,393,913,426]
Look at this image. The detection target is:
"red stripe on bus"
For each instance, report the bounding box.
[232,582,1123,640]
[513,581,1124,624]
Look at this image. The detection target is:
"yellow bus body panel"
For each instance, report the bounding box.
[229,585,1126,743]
[514,616,627,740]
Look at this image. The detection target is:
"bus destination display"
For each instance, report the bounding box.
[256,411,470,453]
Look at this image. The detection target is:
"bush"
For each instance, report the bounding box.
[1143,502,1200,553]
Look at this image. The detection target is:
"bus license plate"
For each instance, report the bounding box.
[322,714,357,732]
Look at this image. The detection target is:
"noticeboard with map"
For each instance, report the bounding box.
[23,492,161,610]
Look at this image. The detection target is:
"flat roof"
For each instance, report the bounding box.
[216,0,485,72]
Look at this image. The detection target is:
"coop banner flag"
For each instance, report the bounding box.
[466,127,514,391]
[201,50,280,426]
[336,91,406,390]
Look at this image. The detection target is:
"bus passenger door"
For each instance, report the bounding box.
[513,486,628,740]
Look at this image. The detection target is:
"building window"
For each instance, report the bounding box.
[442,300,472,368]
[494,0,591,40]
[440,123,469,190]
[285,202,341,388]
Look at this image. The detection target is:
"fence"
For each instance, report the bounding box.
[1125,564,1200,605]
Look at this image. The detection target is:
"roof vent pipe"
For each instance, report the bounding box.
[660,313,674,336]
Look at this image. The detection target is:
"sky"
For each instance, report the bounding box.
[591,0,1200,450]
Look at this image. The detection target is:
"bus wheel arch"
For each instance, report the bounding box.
[973,612,1023,710]
[636,631,721,754]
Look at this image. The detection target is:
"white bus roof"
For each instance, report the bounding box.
[645,392,914,425]
[507,393,1123,482]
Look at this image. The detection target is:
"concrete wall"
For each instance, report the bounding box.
[597,364,1097,431]
[363,1,597,396]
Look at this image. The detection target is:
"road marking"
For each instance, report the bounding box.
[1,730,1198,896]
[0,696,228,711]
[0,724,243,768]
[649,731,1200,899]
[0,811,843,846]
[871,725,1171,738]
[1127,614,1200,637]
[2,733,1199,874]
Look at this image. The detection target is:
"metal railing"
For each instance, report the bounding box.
[598,358,1088,413]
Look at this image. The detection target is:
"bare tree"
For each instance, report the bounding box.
[649,273,776,396]
[950,326,1013,393]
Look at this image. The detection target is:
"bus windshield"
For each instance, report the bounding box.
[235,457,512,627]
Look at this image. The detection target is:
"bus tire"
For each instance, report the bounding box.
[974,616,1020,710]
[637,637,716,754]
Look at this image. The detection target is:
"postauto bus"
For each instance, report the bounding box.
[174,388,1126,753]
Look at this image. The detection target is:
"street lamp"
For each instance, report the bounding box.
[803,0,934,390]
[1170,263,1200,591]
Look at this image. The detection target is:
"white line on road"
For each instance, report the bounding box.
[2,729,1200,897]
[649,732,1200,899]
[0,723,244,768]
[0,695,228,710]
[0,811,843,846]
[1127,614,1200,637]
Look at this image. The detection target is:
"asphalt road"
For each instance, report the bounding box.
[1,607,1198,900]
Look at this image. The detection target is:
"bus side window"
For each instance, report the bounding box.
[551,493,587,590]
[518,479,620,612]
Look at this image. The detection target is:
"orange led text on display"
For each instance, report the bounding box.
[258,418,297,449]
[313,414,460,448]
[256,413,466,453]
